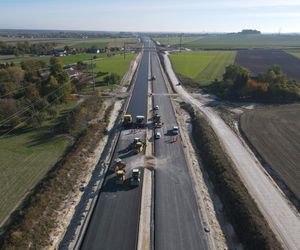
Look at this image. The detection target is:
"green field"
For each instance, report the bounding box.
[169,51,236,85]
[157,34,300,49]
[287,49,300,59]
[94,53,134,79]
[156,36,200,46]
[70,37,138,49]
[0,101,77,225]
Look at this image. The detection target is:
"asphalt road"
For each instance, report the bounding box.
[150,42,210,250]
[80,40,150,250]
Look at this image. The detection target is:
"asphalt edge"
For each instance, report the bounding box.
[71,50,143,250]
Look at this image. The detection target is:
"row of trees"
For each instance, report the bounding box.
[0,41,57,56]
[0,41,121,57]
[209,64,300,101]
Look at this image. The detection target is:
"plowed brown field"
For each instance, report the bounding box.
[240,105,300,202]
[236,49,300,81]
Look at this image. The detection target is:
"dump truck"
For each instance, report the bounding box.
[116,169,126,185]
[130,168,141,186]
[135,115,145,128]
[123,114,132,128]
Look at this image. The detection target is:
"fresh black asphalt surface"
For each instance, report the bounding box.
[80,39,210,250]
[80,40,150,250]
[150,41,210,250]
[127,44,149,118]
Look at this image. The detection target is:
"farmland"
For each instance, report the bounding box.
[169,51,236,85]
[0,101,77,226]
[235,49,300,80]
[287,49,300,59]
[80,53,134,93]
[156,34,300,49]
[240,105,300,202]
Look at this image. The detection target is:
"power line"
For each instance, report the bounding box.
[0,85,32,99]
[0,81,70,126]
[0,92,66,139]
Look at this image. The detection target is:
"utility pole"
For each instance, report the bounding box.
[124,42,126,60]
[90,58,95,91]
[179,33,183,52]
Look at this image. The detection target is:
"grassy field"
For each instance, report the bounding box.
[169,51,236,85]
[156,34,300,49]
[94,53,134,79]
[240,105,300,202]
[156,36,199,46]
[287,49,300,59]
[81,53,134,93]
[0,101,78,225]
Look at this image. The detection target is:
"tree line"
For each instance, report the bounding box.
[0,41,57,56]
[208,64,300,102]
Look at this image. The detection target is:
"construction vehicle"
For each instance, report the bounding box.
[123,114,132,127]
[130,168,141,186]
[113,158,126,172]
[135,115,145,128]
[128,137,145,154]
[153,112,162,128]
[116,169,126,185]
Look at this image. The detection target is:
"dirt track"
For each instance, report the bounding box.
[236,49,300,80]
[240,105,300,202]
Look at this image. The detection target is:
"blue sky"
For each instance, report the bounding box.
[1,0,300,33]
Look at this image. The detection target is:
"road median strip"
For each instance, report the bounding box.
[137,47,154,250]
